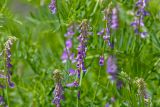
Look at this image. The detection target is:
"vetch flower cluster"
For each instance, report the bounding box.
[111,8,119,29]
[4,36,17,88]
[97,6,119,48]
[52,69,64,107]
[61,25,76,63]
[107,55,122,88]
[107,55,118,80]
[76,20,90,77]
[131,0,149,38]
[49,0,56,14]
[66,20,90,99]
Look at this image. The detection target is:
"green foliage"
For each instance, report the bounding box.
[0,0,160,107]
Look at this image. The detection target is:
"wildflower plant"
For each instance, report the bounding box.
[0,0,160,107]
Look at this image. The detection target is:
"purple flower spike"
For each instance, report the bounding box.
[4,37,16,88]
[99,56,104,66]
[107,55,117,75]
[52,83,64,106]
[61,24,76,63]
[76,20,89,76]
[52,70,64,106]
[131,0,149,38]
[49,0,56,14]
[111,8,119,29]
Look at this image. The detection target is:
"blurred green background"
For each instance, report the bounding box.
[0,0,160,107]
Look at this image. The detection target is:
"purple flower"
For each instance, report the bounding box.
[69,53,76,63]
[97,29,105,36]
[49,0,56,14]
[111,8,119,29]
[140,32,147,38]
[65,39,72,49]
[0,74,7,79]
[61,25,76,63]
[98,7,119,48]
[131,0,149,38]
[69,69,76,76]
[0,96,4,105]
[61,49,69,63]
[105,103,110,107]
[4,37,16,88]
[52,83,64,106]
[64,25,75,37]
[76,20,89,74]
[66,81,79,87]
[107,55,117,76]
[52,70,64,106]
[99,56,104,66]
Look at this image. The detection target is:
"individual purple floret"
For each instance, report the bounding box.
[68,69,76,76]
[111,8,119,29]
[65,39,72,49]
[131,0,149,38]
[64,25,75,37]
[99,56,104,66]
[49,0,56,14]
[66,81,79,87]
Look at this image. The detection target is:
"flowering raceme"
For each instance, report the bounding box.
[0,36,16,106]
[52,70,64,107]
[4,36,17,88]
[61,25,76,63]
[107,55,122,88]
[66,20,90,100]
[76,20,90,77]
[131,0,149,38]
[49,0,56,14]
[98,6,119,48]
